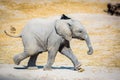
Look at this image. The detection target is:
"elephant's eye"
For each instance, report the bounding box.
[79,31,82,33]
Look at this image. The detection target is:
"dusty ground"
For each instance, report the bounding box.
[0,0,120,80]
[0,64,120,80]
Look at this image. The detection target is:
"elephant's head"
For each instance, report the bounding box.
[55,14,93,55]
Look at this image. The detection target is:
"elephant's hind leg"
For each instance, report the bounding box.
[13,45,39,65]
[27,53,39,70]
[13,52,29,65]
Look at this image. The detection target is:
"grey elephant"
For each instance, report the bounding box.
[4,14,93,71]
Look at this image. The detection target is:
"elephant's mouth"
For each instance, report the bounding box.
[79,37,85,40]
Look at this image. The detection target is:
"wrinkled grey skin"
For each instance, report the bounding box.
[5,15,93,71]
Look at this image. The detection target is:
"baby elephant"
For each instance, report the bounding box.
[4,14,93,71]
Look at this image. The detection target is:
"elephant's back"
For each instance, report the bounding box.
[21,18,56,34]
[26,17,58,26]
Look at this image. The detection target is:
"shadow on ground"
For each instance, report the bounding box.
[14,65,74,70]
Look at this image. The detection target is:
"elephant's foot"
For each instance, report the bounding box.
[77,67,85,72]
[43,65,52,71]
[13,55,20,65]
[74,64,85,72]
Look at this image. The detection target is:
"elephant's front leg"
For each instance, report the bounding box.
[59,47,82,71]
[27,54,39,70]
[43,46,58,71]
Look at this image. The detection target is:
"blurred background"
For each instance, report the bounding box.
[0,0,120,67]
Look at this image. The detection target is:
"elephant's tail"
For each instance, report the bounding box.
[4,30,21,38]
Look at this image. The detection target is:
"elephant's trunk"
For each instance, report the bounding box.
[84,34,93,55]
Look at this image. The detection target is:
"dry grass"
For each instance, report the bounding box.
[0,0,120,67]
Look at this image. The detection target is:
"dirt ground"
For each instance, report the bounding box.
[0,64,120,80]
[0,0,120,80]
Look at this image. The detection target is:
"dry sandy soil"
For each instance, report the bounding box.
[0,0,120,80]
[0,64,120,80]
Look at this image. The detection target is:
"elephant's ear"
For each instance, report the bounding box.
[55,20,72,41]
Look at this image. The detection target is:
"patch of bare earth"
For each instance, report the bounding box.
[0,64,120,80]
